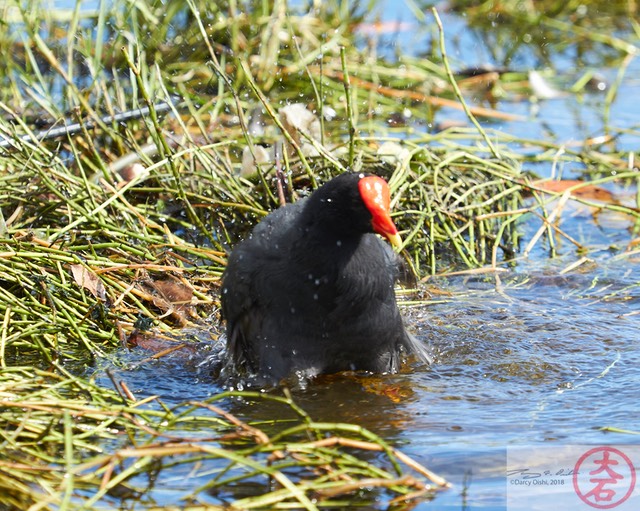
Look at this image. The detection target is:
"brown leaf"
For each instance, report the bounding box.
[530,179,617,203]
[70,264,106,301]
[144,274,195,325]
[151,278,193,304]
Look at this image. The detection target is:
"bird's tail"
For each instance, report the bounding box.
[403,331,433,365]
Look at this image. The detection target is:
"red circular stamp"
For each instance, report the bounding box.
[573,446,636,509]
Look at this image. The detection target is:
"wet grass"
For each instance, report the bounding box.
[1,368,449,509]
[0,0,639,508]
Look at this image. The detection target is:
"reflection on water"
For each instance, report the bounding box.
[98,260,640,509]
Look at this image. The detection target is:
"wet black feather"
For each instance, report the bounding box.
[221,173,430,381]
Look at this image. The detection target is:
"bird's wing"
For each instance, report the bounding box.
[221,202,304,373]
[225,307,262,373]
[221,246,260,372]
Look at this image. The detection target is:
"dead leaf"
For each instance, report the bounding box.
[279,103,322,157]
[151,277,193,304]
[70,264,106,301]
[241,144,272,177]
[144,274,195,325]
[530,179,617,203]
[127,330,196,357]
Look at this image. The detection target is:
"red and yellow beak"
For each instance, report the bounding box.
[358,175,402,249]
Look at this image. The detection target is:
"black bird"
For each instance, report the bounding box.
[221,172,430,382]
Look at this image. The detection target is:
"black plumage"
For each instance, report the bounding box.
[221,172,429,381]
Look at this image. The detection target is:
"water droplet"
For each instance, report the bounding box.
[323,106,337,121]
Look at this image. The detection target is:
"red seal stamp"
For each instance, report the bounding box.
[573,446,636,509]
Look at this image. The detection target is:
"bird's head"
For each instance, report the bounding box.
[357,174,402,248]
[307,172,402,249]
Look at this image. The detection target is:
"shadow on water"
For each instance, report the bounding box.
[96,259,640,509]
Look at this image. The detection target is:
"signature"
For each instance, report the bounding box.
[508,467,577,479]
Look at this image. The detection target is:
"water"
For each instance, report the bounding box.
[403,267,640,509]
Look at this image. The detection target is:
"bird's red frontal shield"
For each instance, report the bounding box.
[358,175,402,248]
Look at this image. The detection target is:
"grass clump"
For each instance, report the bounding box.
[0,370,448,509]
